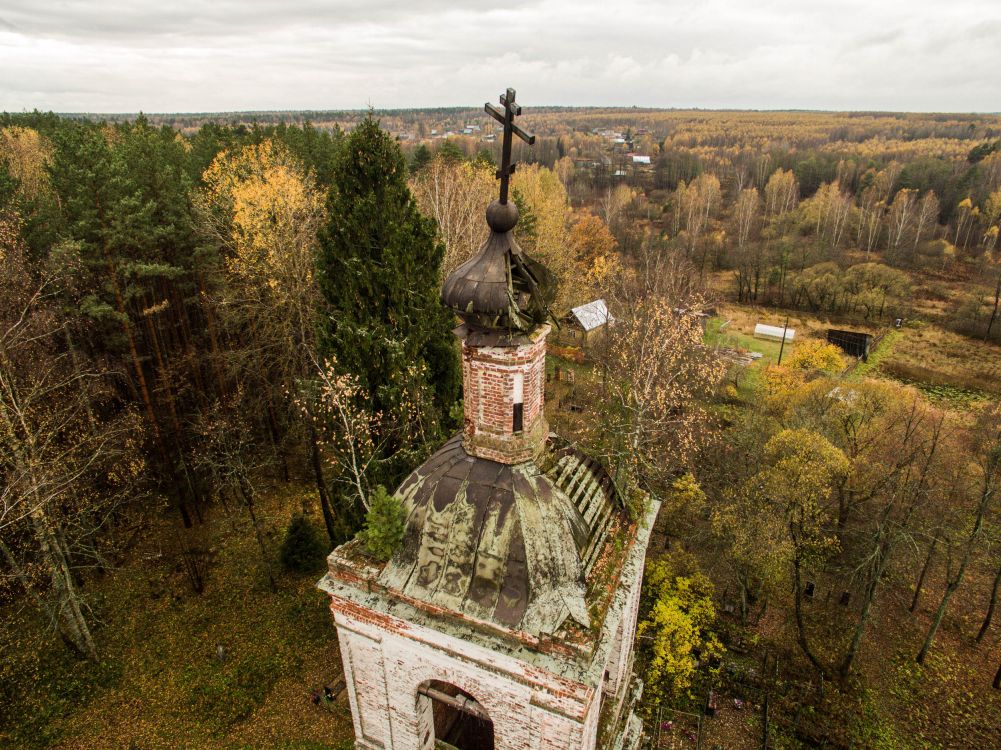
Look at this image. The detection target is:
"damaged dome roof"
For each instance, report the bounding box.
[379,434,624,636]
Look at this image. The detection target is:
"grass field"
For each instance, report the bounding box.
[0,484,355,750]
[876,322,1001,401]
[706,315,786,366]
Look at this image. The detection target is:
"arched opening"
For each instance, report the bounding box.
[415,680,495,750]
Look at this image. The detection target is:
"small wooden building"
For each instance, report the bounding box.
[827,329,874,360]
[565,299,613,345]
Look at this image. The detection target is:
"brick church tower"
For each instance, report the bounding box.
[319,89,659,750]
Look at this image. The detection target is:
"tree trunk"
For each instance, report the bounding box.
[143,308,204,517]
[792,554,829,680]
[976,559,1001,643]
[918,546,974,665]
[102,247,192,527]
[308,423,338,545]
[839,538,891,679]
[985,271,1001,343]
[920,467,995,662]
[237,474,276,592]
[264,394,291,484]
[30,507,98,661]
[911,532,938,613]
[994,660,1001,689]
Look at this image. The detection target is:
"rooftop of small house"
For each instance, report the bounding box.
[569,299,613,332]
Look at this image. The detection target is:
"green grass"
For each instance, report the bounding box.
[849,329,902,379]
[706,317,788,366]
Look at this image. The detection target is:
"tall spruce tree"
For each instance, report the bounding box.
[317,116,459,473]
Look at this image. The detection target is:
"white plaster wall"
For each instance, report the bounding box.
[333,609,597,750]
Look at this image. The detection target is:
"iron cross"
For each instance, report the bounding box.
[485,88,536,205]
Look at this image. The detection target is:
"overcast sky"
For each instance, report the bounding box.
[1,0,998,113]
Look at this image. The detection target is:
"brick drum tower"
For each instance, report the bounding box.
[319,88,659,750]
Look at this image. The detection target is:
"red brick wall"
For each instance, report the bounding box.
[462,325,550,464]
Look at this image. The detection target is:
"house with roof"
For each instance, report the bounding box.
[564,299,614,346]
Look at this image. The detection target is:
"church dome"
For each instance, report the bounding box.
[441,201,557,332]
[379,434,624,636]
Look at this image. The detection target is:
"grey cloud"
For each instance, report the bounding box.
[1,0,999,112]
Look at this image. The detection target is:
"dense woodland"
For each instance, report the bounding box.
[2,107,1001,748]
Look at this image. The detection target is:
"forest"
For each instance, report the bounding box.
[1,105,1001,748]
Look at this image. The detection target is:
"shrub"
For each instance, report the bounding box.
[280,514,327,574]
[357,486,406,561]
[786,340,845,373]
[548,343,586,363]
[660,472,707,526]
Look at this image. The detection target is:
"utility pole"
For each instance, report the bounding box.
[777,315,790,365]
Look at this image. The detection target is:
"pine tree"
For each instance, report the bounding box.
[280,514,328,574]
[409,143,432,174]
[357,486,406,562]
[316,116,459,468]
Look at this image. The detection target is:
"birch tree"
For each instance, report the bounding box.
[1,220,141,660]
[409,154,495,279]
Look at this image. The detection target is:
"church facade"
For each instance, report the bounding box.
[318,89,658,750]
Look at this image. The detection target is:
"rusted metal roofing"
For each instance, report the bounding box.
[379,434,624,636]
[441,210,556,333]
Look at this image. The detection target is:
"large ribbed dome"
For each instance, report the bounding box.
[379,434,624,636]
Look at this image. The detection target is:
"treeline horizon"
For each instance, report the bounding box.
[14,106,1001,118]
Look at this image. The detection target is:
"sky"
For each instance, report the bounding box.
[1,0,999,113]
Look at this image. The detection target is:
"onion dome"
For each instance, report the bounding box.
[378,434,625,636]
[441,200,557,332]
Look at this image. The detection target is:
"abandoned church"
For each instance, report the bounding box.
[318,89,659,750]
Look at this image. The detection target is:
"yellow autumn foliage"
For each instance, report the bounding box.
[638,553,723,702]
[785,340,845,373]
[0,126,53,201]
[753,429,849,560]
[197,139,326,375]
[511,163,586,311]
[202,140,324,288]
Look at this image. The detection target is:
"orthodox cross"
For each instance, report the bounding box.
[485,88,536,205]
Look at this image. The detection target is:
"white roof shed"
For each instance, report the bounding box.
[753,323,795,343]
[569,299,614,332]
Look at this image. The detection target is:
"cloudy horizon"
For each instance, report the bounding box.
[1,0,999,114]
